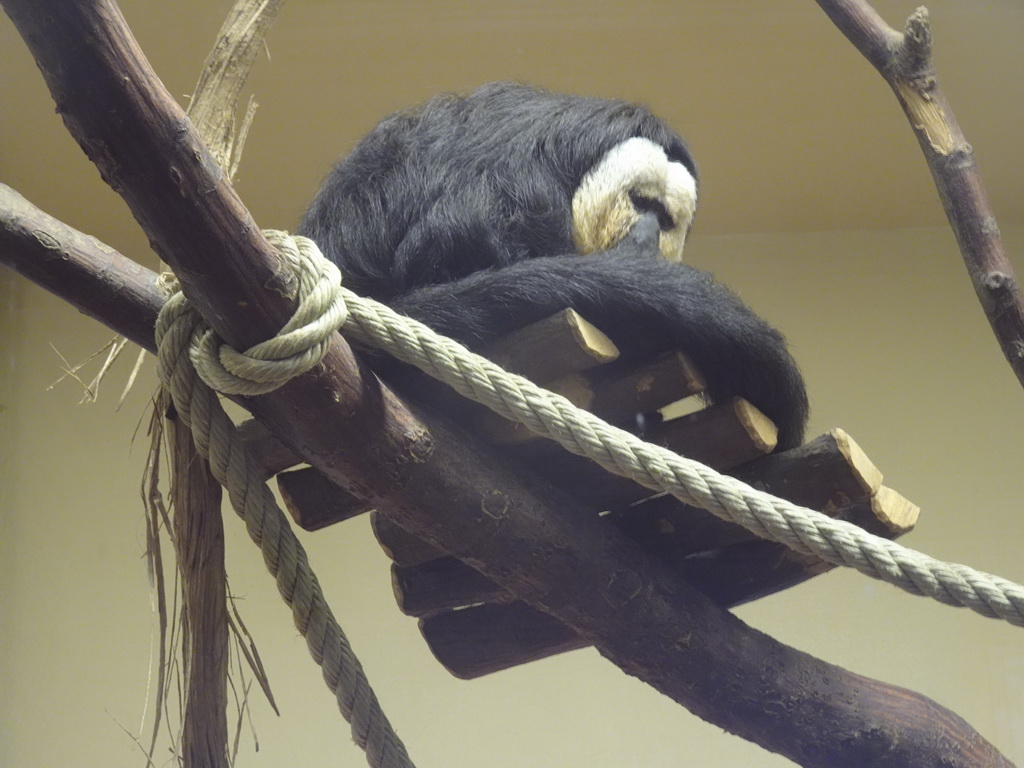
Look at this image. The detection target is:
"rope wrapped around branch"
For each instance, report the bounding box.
[154,243,415,768]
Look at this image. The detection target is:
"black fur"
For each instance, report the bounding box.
[300,83,809,449]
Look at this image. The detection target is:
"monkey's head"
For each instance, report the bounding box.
[571,135,696,262]
[301,82,698,298]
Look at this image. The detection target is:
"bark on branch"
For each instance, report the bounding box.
[815,0,1024,390]
[0,1,1014,765]
[0,184,165,348]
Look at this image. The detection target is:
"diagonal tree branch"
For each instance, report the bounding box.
[815,0,1024,388]
[186,0,284,180]
[0,183,165,347]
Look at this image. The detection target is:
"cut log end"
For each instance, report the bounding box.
[869,486,920,535]
[832,427,884,496]
[482,308,620,383]
[732,398,779,455]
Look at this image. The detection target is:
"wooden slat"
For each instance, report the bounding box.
[415,487,919,678]
[481,308,619,382]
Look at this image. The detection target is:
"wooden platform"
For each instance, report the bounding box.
[242,309,918,679]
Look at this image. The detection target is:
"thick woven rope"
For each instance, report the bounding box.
[211,231,1024,629]
[155,264,415,767]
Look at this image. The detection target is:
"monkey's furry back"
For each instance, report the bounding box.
[299,83,809,448]
[300,83,695,300]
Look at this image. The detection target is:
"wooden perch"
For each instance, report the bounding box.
[390,424,902,637]
[368,393,779,565]
[399,485,917,624]
[272,313,715,529]
[370,356,910,677]
[816,0,1024,392]
[481,308,620,381]
[1,2,1015,764]
[275,356,771,533]
[369,396,775,565]
[274,308,629,529]
[416,486,919,678]
[354,332,906,680]
[373,421,876,569]
[481,350,706,443]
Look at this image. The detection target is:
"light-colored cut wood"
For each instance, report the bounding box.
[731,398,779,455]
[833,428,884,496]
[482,308,619,383]
[870,486,920,535]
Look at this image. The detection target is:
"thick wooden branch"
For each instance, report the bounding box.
[1,2,1014,764]
[168,411,229,768]
[0,184,163,350]
[389,432,909,662]
[278,394,774,532]
[399,486,915,623]
[815,0,1024,391]
[375,428,881,571]
[272,391,777,534]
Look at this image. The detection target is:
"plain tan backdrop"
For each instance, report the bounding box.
[2,1,1023,766]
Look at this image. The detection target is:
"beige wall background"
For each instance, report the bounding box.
[2,1,1023,766]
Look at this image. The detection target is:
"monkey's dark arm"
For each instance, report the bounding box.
[390,251,809,449]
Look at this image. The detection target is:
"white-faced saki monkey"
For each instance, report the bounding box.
[300,83,808,449]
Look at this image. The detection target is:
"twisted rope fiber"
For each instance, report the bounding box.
[262,233,1022,629]
[154,237,415,767]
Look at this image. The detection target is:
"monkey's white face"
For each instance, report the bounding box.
[571,137,698,262]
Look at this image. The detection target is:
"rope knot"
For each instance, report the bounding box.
[159,231,347,396]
